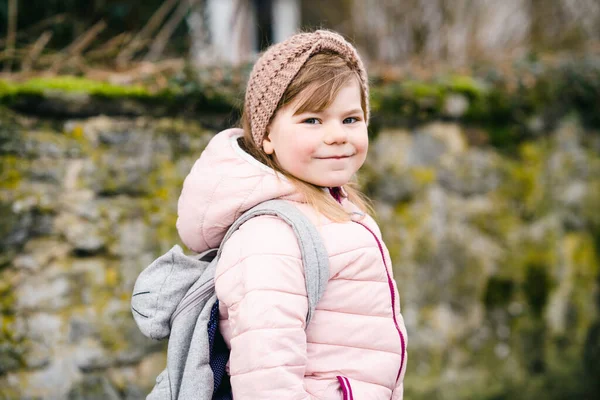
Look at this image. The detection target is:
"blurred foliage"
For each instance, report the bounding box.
[1,55,598,151]
[0,76,151,97]
[0,0,189,55]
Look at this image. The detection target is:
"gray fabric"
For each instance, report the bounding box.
[131,200,329,399]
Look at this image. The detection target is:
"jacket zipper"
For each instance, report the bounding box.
[337,376,354,400]
[353,221,406,383]
[169,282,213,326]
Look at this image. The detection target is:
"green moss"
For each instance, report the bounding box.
[98,322,127,353]
[0,156,23,190]
[569,233,599,279]
[11,76,151,98]
[0,80,16,97]
[410,167,437,185]
[497,141,550,219]
[444,75,489,98]
[0,276,25,375]
[402,80,444,100]
[138,155,184,254]
[467,199,521,243]
[0,279,15,314]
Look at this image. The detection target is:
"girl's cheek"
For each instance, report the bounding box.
[355,133,369,154]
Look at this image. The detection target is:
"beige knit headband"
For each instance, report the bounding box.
[244,30,370,146]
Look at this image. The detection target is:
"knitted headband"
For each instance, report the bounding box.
[244,30,370,146]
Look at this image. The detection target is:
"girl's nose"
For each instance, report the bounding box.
[324,123,348,145]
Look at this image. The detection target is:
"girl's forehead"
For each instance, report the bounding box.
[291,79,363,115]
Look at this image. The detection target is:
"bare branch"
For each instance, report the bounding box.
[0,14,67,47]
[87,32,133,59]
[117,0,181,66]
[50,20,107,73]
[3,0,18,73]
[22,30,53,72]
[145,0,200,62]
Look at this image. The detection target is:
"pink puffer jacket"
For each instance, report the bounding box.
[177,128,407,399]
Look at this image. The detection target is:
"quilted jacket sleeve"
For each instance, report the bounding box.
[392,381,404,399]
[214,215,317,400]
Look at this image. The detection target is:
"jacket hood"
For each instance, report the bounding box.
[176,128,306,253]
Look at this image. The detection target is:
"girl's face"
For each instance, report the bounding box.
[262,79,368,188]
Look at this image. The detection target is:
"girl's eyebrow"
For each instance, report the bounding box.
[293,108,363,117]
[343,108,363,115]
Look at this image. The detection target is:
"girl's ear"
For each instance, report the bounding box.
[262,133,275,155]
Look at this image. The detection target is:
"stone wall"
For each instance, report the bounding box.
[1,106,599,398]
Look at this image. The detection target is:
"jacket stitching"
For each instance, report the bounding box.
[306,340,403,356]
[313,308,392,319]
[230,363,307,377]
[233,175,266,221]
[215,253,303,283]
[227,288,307,308]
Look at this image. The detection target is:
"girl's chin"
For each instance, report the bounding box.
[308,178,352,188]
[293,170,354,188]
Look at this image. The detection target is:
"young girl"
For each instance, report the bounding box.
[176,30,407,400]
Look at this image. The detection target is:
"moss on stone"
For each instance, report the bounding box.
[5,76,151,99]
[0,275,26,375]
[0,156,23,190]
[410,167,437,186]
[444,75,489,98]
[497,141,550,219]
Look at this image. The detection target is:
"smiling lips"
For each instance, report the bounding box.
[316,154,354,159]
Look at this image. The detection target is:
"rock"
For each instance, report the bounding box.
[368,129,412,172]
[16,276,71,311]
[443,94,470,118]
[20,130,83,159]
[373,172,418,203]
[74,338,112,372]
[135,352,167,392]
[438,149,502,196]
[70,258,108,293]
[29,158,68,184]
[13,238,71,272]
[109,219,148,257]
[83,152,156,196]
[3,108,600,400]
[19,351,82,399]
[419,122,468,155]
[23,341,51,370]
[59,190,98,219]
[68,310,99,344]
[67,374,121,400]
[409,131,447,167]
[106,366,145,399]
[119,253,155,293]
[12,182,61,214]
[25,312,63,347]
[560,181,587,207]
[0,339,25,376]
[0,120,24,156]
[0,201,33,253]
[54,213,106,254]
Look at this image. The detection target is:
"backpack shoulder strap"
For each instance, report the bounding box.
[216,199,329,326]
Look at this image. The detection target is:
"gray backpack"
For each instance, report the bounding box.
[131,200,330,399]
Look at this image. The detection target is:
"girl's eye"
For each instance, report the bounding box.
[302,118,320,125]
[343,117,359,124]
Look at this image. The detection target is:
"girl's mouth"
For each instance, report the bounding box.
[316,154,354,160]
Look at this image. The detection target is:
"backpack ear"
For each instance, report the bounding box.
[131,245,208,340]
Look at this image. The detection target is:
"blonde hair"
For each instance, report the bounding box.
[240,52,375,222]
